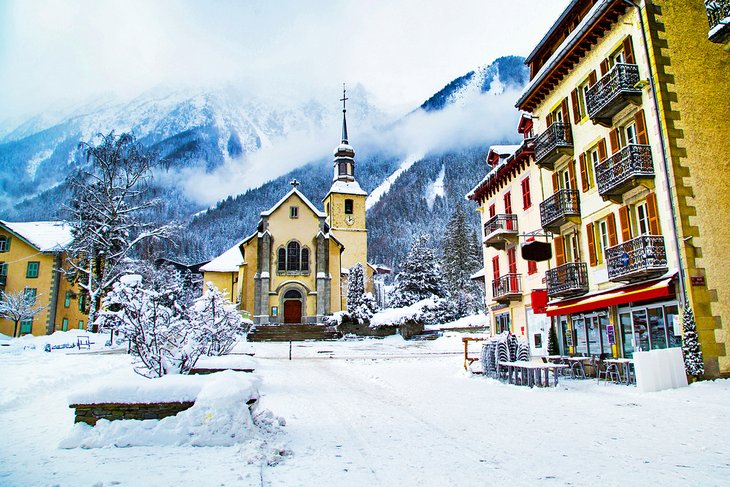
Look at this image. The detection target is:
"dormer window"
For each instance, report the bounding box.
[290,206,299,219]
[345,199,354,215]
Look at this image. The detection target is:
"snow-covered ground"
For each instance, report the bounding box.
[2,332,730,486]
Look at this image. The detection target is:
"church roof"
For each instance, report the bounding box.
[200,238,247,273]
[325,180,367,198]
[260,188,326,218]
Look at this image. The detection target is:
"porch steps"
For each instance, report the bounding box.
[247,324,342,342]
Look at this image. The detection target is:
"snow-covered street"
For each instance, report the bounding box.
[2,334,730,486]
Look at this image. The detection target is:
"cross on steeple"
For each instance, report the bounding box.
[340,83,349,144]
[290,179,300,189]
[340,83,348,113]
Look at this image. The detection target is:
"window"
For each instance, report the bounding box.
[78,294,86,312]
[290,206,299,219]
[62,318,69,331]
[287,241,301,272]
[588,147,599,185]
[26,261,39,278]
[521,177,531,210]
[624,121,637,146]
[20,318,33,334]
[565,233,580,263]
[78,320,84,330]
[503,191,512,214]
[597,219,610,263]
[277,241,311,275]
[578,80,590,119]
[277,248,287,272]
[488,204,496,218]
[0,261,7,277]
[301,248,310,272]
[0,236,8,252]
[64,291,72,308]
[24,288,37,304]
[636,202,649,236]
[344,199,354,215]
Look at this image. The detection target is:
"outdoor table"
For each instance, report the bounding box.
[604,358,635,385]
[498,361,569,388]
[564,356,590,378]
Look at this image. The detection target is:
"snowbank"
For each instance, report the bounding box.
[425,313,488,331]
[1,329,118,354]
[195,354,257,371]
[369,298,435,328]
[61,371,269,448]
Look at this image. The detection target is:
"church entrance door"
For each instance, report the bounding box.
[284,300,302,323]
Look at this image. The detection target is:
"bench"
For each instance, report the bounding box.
[77,336,92,350]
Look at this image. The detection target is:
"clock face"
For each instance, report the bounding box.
[345,215,354,226]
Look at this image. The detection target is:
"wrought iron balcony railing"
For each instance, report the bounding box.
[540,189,581,231]
[546,262,589,298]
[706,1,730,42]
[534,122,573,168]
[606,235,668,282]
[492,273,522,301]
[586,63,642,125]
[595,144,654,201]
[483,214,518,249]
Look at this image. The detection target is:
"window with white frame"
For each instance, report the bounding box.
[635,202,650,236]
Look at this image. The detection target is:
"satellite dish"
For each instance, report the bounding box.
[521,240,552,262]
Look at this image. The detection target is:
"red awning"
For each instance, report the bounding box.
[546,277,674,317]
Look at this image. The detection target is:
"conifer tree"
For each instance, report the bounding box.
[346,263,377,323]
[441,203,483,316]
[547,324,561,356]
[390,234,447,308]
[681,301,704,378]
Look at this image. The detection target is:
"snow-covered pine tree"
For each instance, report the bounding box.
[346,263,377,323]
[441,202,484,317]
[548,324,560,356]
[681,301,704,378]
[390,234,447,308]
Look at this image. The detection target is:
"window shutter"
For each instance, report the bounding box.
[646,192,661,235]
[579,153,589,192]
[634,109,648,145]
[489,204,496,218]
[552,173,560,193]
[568,160,577,191]
[571,89,581,124]
[618,205,632,242]
[600,59,610,76]
[607,213,618,247]
[4,236,9,252]
[561,98,570,125]
[598,138,607,161]
[507,247,517,274]
[609,128,620,154]
[492,256,500,280]
[586,223,597,266]
[623,36,635,65]
[589,70,597,86]
[546,112,553,127]
[504,191,512,214]
[554,235,566,267]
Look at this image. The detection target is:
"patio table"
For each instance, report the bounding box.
[604,358,635,385]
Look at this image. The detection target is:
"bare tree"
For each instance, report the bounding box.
[64,132,177,326]
[0,290,47,337]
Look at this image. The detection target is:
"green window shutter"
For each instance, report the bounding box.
[62,318,69,331]
[20,318,33,334]
[78,320,84,330]
[64,292,71,308]
[26,261,39,278]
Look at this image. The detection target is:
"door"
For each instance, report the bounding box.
[284,300,302,323]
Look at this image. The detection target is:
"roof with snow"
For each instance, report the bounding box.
[0,220,74,252]
[260,188,326,218]
[200,238,247,273]
[325,180,367,197]
[466,138,535,202]
[488,145,520,156]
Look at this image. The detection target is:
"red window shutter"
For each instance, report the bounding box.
[589,70,597,86]
[607,213,618,247]
[598,138,607,161]
[568,160,577,191]
[618,205,632,242]
[646,192,661,235]
[623,36,635,65]
[489,204,496,218]
[634,109,648,145]
[528,260,537,275]
[586,223,597,266]
[552,173,560,193]
[522,177,531,209]
[609,128,620,154]
[554,236,565,267]
[492,256,500,280]
[561,98,570,125]
[600,59,609,76]
[504,191,512,214]
[546,112,553,127]
[579,153,589,192]
[507,247,517,274]
[571,89,581,124]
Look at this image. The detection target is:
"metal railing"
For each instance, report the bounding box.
[595,144,654,197]
[706,0,730,32]
[586,63,641,119]
[606,235,667,281]
[492,273,522,299]
[546,262,589,297]
[540,189,580,229]
[484,214,518,237]
[534,122,573,164]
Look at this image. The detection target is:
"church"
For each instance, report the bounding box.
[201,91,371,324]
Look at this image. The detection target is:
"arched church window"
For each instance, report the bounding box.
[287,241,300,272]
[301,248,310,272]
[338,162,348,175]
[277,248,286,272]
[345,199,354,215]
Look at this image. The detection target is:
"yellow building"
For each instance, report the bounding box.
[467,116,552,355]
[515,0,730,377]
[0,221,88,336]
[202,96,370,324]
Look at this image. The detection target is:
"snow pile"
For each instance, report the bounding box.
[195,354,256,371]
[424,313,488,331]
[61,371,278,449]
[1,329,114,354]
[369,298,435,328]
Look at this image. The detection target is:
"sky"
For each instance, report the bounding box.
[0,0,572,119]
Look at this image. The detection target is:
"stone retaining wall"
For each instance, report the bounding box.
[70,401,195,425]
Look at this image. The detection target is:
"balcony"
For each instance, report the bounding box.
[540,189,581,231]
[534,122,573,169]
[492,273,522,302]
[595,144,654,202]
[706,0,730,43]
[586,63,642,126]
[483,214,518,250]
[546,262,589,298]
[606,235,668,282]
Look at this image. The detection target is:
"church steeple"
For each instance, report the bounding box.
[333,84,355,182]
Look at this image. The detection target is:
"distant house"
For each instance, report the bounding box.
[0,221,88,336]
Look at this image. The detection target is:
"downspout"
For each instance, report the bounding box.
[622,0,688,307]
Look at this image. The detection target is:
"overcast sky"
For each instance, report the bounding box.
[0,0,571,118]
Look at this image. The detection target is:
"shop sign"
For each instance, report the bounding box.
[607,324,616,345]
[690,276,705,286]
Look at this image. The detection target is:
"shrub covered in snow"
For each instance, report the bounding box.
[346,263,378,324]
[192,283,252,356]
[389,234,447,308]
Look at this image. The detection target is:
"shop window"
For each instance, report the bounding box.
[289,206,299,219]
[345,199,354,215]
[26,261,40,278]
[495,313,511,334]
[20,318,33,334]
